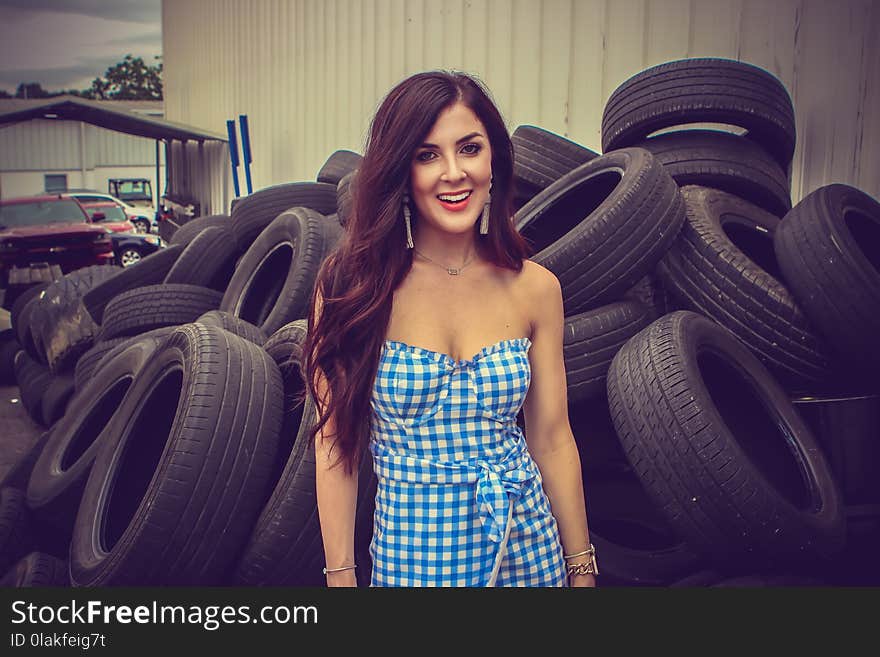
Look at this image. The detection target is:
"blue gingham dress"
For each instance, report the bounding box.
[369,337,566,587]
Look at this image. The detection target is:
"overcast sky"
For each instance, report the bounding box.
[0,0,162,94]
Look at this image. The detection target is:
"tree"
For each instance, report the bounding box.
[88,54,163,101]
[15,82,52,99]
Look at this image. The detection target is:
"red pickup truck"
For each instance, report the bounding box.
[0,195,115,287]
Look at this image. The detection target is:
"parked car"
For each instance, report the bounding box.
[108,178,154,211]
[110,231,164,267]
[79,202,137,233]
[64,190,155,233]
[0,196,114,286]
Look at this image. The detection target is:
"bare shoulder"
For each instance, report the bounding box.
[517,260,561,304]
[511,260,562,335]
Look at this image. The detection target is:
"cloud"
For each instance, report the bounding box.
[104,29,163,49]
[0,0,160,24]
[0,57,124,91]
[0,3,162,93]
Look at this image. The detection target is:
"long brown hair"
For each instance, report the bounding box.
[304,70,533,472]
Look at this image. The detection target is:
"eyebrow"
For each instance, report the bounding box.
[419,132,485,149]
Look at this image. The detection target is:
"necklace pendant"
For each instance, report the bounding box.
[447,268,460,275]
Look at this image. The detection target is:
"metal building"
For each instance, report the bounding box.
[162,0,878,212]
[0,99,167,205]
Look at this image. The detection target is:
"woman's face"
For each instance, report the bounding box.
[409,101,493,238]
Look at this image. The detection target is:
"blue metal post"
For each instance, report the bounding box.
[239,114,253,194]
[226,119,241,199]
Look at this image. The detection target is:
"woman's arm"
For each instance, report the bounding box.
[521,263,595,587]
[314,387,359,587]
[312,291,359,587]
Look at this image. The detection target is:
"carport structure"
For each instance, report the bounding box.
[0,95,229,218]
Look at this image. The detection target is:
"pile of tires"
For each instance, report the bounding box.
[1,57,876,587]
[0,152,376,585]
[510,57,878,586]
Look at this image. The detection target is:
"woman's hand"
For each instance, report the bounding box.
[568,573,597,588]
[325,570,358,587]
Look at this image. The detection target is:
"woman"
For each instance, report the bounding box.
[305,71,596,587]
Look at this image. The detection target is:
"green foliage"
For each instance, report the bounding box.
[89,54,163,101]
[3,55,163,100]
[14,82,53,99]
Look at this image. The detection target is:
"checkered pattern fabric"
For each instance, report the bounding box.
[369,337,566,587]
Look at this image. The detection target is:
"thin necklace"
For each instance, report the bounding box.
[413,247,476,276]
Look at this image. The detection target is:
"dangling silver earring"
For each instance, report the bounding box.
[403,193,414,249]
[480,181,492,235]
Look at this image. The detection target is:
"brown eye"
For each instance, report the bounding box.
[461,143,481,155]
[416,151,436,163]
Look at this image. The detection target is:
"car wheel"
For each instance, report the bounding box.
[132,219,150,234]
[118,248,143,267]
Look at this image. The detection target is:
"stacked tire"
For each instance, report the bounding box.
[1,159,359,585]
[508,57,877,586]
[3,58,876,586]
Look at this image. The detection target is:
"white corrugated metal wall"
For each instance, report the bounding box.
[0,121,165,170]
[0,119,166,200]
[163,0,879,210]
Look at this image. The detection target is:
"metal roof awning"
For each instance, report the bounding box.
[0,95,227,142]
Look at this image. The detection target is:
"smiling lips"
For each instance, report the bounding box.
[437,190,472,212]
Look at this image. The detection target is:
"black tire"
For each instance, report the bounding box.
[571,395,631,473]
[336,170,357,228]
[0,331,19,385]
[0,431,51,491]
[82,244,185,325]
[130,218,151,235]
[10,282,48,337]
[512,125,599,204]
[195,310,267,345]
[99,284,223,340]
[235,322,316,586]
[27,337,162,546]
[73,337,128,392]
[116,246,145,268]
[13,352,53,427]
[316,149,363,185]
[570,398,707,586]
[262,319,308,429]
[773,184,880,380]
[585,470,706,586]
[657,185,833,389]
[0,488,34,575]
[606,311,846,570]
[12,284,50,364]
[230,182,338,251]
[168,214,231,246]
[39,374,75,427]
[792,392,880,507]
[621,273,678,322]
[69,324,284,585]
[0,552,68,587]
[633,130,791,217]
[602,58,796,169]
[35,265,122,373]
[516,147,685,314]
[235,318,376,585]
[221,207,343,336]
[288,443,377,586]
[564,301,653,404]
[164,226,240,291]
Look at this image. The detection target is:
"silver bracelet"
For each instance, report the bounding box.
[323,564,357,575]
[563,544,595,560]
